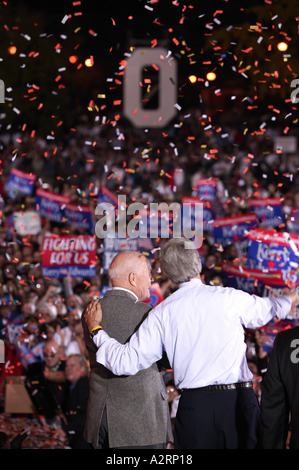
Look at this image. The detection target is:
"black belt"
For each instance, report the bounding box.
[181,381,252,392]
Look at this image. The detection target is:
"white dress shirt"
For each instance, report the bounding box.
[112,286,138,302]
[93,278,292,390]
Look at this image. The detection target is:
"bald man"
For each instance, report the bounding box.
[81,251,171,449]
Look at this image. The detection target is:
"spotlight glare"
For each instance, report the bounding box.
[85,56,94,67]
[277,42,288,52]
[69,55,78,64]
[188,75,197,84]
[206,72,217,81]
[8,46,17,55]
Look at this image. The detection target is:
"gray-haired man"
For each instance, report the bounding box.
[85,238,299,449]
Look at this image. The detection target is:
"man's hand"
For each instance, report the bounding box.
[84,299,103,332]
[284,291,299,308]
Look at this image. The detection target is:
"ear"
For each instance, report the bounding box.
[128,272,137,287]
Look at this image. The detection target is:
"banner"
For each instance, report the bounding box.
[5,169,36,199]
[247,229,299,285]
[103,236,154,273]
[196,178,217,201]
[143,283,164,307]
[213,213,257,248]
[97,185,119,206]
[222,263,299,336]
[36,188,70,223]
[262,319,299,353]
[182,196,215,234]
[248,197,284,229]
[5,320,24,345]
[13,211,41,235]
[222,263,285,296]
[62,203,94,233]
[287,207,299,235]
[41,235,96,278]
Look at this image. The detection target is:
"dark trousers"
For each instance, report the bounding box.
[174,387,261,449]
[95,405,166,450]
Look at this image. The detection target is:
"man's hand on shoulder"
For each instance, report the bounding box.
[84,299,103,332]
[284,290,299,308]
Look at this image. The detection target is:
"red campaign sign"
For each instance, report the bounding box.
[42,235,96,267]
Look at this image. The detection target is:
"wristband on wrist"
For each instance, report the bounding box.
[89,325,102,339]
[91,325,102,332]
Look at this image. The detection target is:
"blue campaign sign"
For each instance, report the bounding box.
[182,197,215,234]
[103,236,154,273]
[247,229,299,285]
[62,203,94,233]
[5,169,36,199]
[248,197,284,229]
[221,263,284,296]
[213,213,257,247]
[97,185,119,206]
[262,318,299,353]
[35,188,70,223]
[287,207,299,235]
[196,178,217,201]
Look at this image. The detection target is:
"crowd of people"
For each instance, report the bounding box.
[0,102,298,448]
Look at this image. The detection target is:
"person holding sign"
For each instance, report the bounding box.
[81,251,171,449]
[84,238,299,449]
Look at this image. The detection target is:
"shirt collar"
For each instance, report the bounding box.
[112,286,139,302]
[179,277,203,288]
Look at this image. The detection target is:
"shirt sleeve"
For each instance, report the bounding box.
[239,293,292,329]
[92,308,164,376]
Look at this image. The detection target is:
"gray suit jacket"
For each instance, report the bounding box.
[82,288,171,448]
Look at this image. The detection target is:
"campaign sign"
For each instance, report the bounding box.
[182,196,215,234]
[97,185,119,206]
[135,207,177,240]
[5,169,36,199]
[196,178,217,201]
[222,262,299,351]
[248,198,284,229]
[143,282,164,307]
[36,188,70,223]
[262,283,299,320]
[103,236,154,273]
[62,203,94,233]
[247,229,299,285]
[13,211,41,235]
[41,235,96,278]
[262,319,299,353]
[213,214,257,248]
[221,263,284,296]
[287,207,299,235]
[5,320,24,345]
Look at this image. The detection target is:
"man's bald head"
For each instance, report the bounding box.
[108,251,152,300]
[108,251,147,285]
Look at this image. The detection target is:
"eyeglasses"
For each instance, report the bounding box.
[44,353,56,358]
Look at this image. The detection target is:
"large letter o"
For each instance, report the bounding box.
[123,48,177,128]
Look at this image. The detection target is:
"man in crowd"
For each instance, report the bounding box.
[81,251,171,449]
[55,354,90,449]
[84,237,299,449]
[261,324,299,449]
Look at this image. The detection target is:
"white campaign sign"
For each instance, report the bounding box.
[123,47,177,127]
